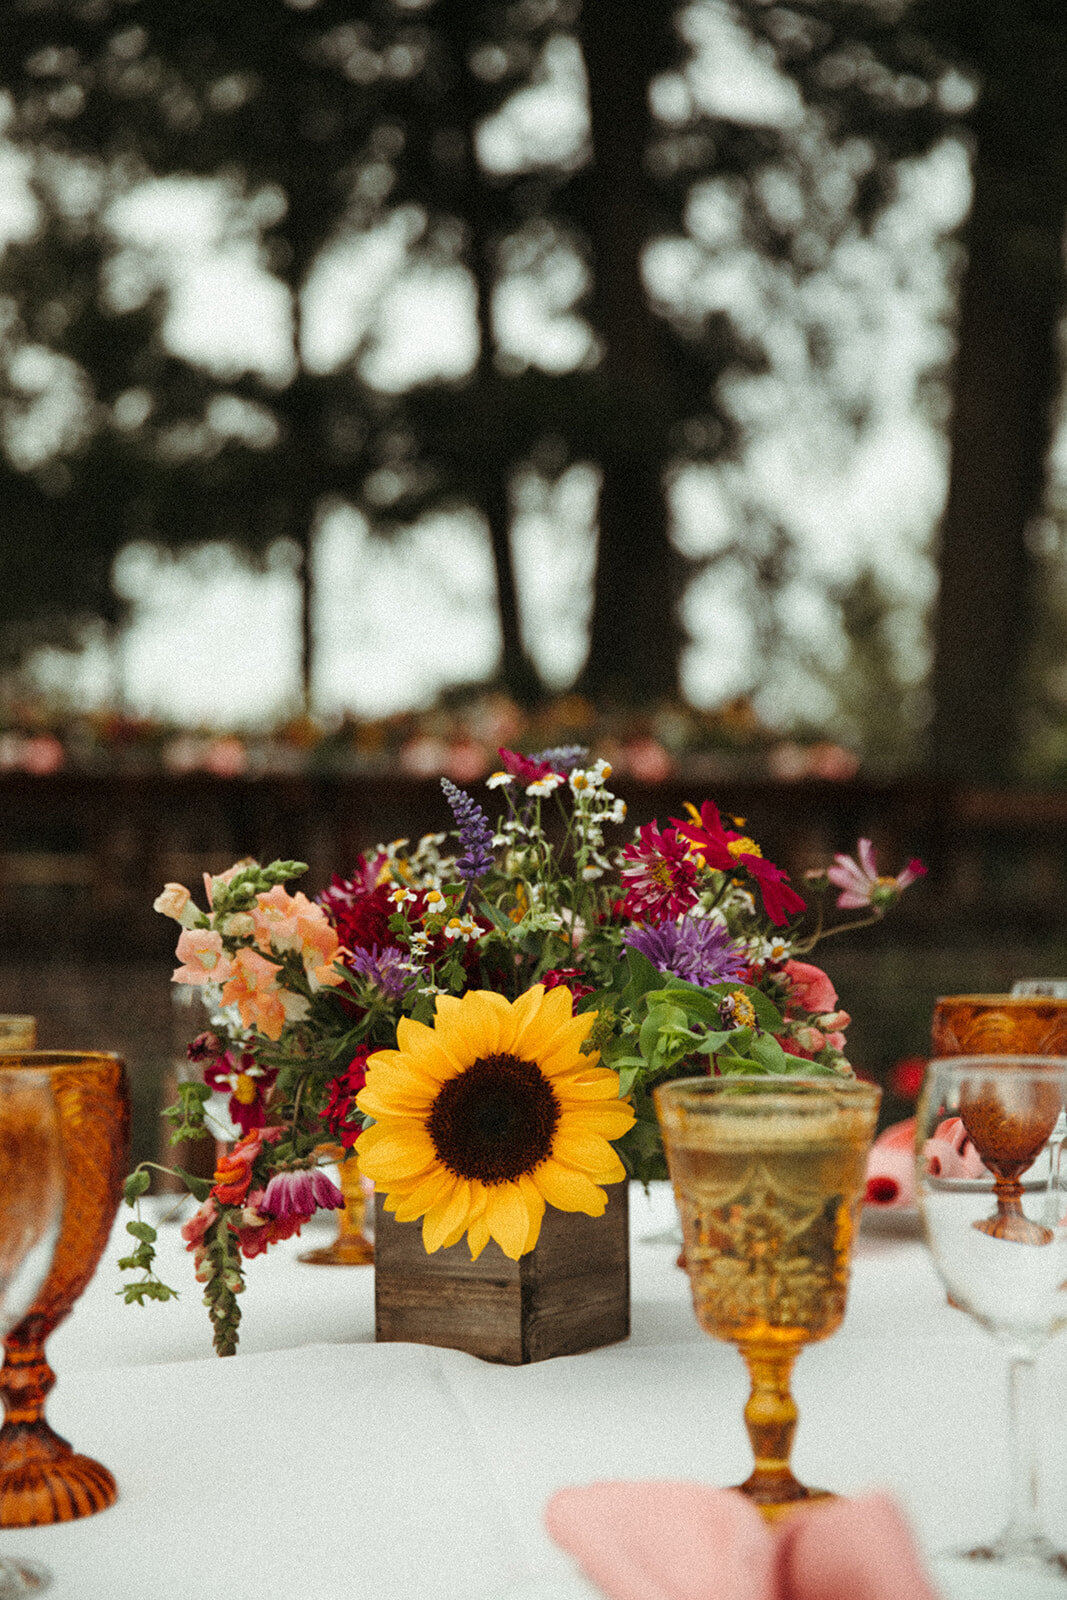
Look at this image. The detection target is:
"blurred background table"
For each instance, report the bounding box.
[9,1183,1067,1600]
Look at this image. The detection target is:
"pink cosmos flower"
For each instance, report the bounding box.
[620,822,698,924]
[259,1168,344,1222]
[827,839,927,911]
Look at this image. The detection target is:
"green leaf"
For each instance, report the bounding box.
[172,1168,213,1201]
[618,948,664,1012]
[125,1219,157,1244]
[123,1169,151,1203]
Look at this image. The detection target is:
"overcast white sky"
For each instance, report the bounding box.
[12,7,972,729]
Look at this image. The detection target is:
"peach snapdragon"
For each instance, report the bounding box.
[172,928,235,987]
[220,947,291,1040]
[153,882,199,928]
[250,886,345,992]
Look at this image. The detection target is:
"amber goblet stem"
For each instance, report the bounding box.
[738,1343,827,1520]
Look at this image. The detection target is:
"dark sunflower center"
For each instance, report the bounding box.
[427,1053,560,1184]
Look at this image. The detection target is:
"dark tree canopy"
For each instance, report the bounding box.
[0,0,1063,777]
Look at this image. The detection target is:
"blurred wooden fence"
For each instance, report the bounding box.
[1,771,1065,1161]
[0,770,1062,951]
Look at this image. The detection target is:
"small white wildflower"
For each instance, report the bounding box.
[389,886,417,906]
[486,771,513,788]
[581,864,604,881]
[422,887,447,915]
[526,773,565,797]
[443,914,480,942]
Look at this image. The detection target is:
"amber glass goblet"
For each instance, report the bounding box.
[299,1145,374,1266]
[655,1076,881,1523]
[0,1053,129,1527]
[932,994,1067,1059]
[0,1068,64,1595]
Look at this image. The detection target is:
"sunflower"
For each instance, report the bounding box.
[355,984,635,1260]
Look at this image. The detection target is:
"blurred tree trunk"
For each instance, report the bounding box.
[574,0,683,706]
[928,3,1067,781]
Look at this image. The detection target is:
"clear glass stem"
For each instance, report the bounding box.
[0,1554,49,1596]
[1003,1351,1043,1554]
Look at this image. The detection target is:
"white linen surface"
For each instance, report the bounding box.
[6,1184,1067,1600]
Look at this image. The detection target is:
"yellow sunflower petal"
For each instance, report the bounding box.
[549,1069,626,1100]
[435,988,512,1063]
[532,1159,610,1215]
[555,1100,636,1142]
[355,1081,438,1120]
[467,1209,492,1259]
[485,1181,539,1259]
[355,1122,438,1182]
[422,1179,476,1253]
[550,1127,629,1177]
[516,1172,546,1252]
[389,1165,457,1222]
[514,994,594,1065]
[393,1017,459,1081]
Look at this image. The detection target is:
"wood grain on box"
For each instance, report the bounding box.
[374,1180,630,1364]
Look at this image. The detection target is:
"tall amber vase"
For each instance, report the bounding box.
[0,1052,130,1526]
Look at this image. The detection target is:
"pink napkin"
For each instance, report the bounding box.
[545,1482,941,1600]
[863,1114,987,1207]
[864,1117,917,1207]
[922,1115,985,1180]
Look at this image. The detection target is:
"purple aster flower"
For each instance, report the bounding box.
[348,943,414,1000]
[441,777,495,883]
[260,1168,344,1221]
[623,917,748,987]
[532,744,589,774]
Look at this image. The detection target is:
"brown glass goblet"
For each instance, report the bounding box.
[932,993,1067,1059]
[0,1053,129,1527]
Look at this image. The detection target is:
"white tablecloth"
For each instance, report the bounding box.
[8,1185,1067,1600]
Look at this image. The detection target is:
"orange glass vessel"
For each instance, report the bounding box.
[655,1076,880,1523]
[931,994,1067,1058]
[299,1146,374,1266]
[0,1052,129,1526]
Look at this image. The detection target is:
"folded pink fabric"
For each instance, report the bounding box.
[864,1118,917,1207]
[544,1481,777,1600]
[775,1492,942,1600]
[544,1483,942,1600]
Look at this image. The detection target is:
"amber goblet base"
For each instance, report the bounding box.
[0,1052,129,1527]
[299,1148,374,1267]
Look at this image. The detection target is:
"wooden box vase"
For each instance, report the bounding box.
[374,1180,630,1364]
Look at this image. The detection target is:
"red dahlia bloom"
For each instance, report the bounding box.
[620,822,698,924]
[319,867,395,953]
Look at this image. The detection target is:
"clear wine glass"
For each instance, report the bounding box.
[0,1070,64,1597]
[916,1055,1067,1590]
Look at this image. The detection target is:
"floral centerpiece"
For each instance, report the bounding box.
[122,749,923,1354]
